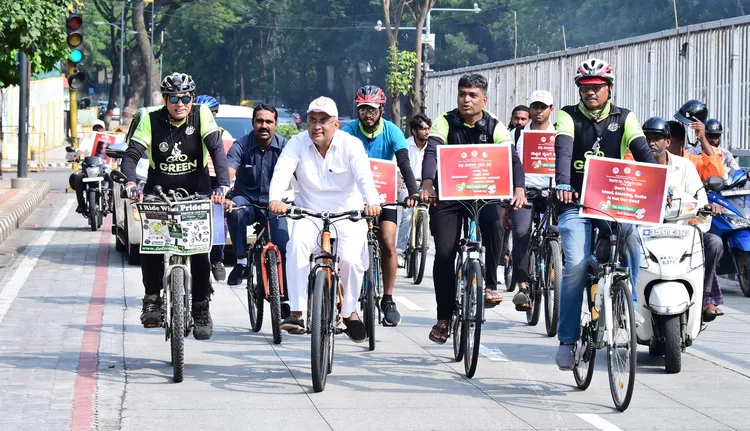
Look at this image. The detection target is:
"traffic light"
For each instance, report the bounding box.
[422,33,436,65]
[66,13,83,64]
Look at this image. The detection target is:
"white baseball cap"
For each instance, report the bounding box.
[307,96,338,118]
[529,90,554,107]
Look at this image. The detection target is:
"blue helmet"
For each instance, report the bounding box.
[194,95,219,114]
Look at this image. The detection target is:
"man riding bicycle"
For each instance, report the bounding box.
[120,73,230,340]
[341,85,419,327]
[420,73,527,344]
[268,97,381,343]
[554,58,655,369]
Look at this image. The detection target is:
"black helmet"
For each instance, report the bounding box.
[642,117,671,138]
[674,99,708,125]
[160,72,196,94]
[705,118,723,135]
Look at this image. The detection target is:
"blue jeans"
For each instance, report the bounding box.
[226,196,289,261]
[557,208,641,344]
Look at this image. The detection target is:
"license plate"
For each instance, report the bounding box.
[720,189,750,197]
[83,177,104,182]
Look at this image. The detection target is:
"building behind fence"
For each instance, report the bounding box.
[425,15,750,153]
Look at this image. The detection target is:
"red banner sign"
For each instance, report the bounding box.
[437,144,513,201]
[580,156,669,226]
[370,159,398,204]
[521,130,556,176]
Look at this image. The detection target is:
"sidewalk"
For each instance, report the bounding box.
[0,179,50,245]
[1,145,70,170]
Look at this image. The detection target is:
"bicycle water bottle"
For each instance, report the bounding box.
[469,221,477,242]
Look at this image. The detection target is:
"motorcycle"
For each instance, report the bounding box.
[66,145,113,231]
[636,189,714,374]
[706,168,750,297]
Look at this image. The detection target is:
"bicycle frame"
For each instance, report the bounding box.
[248,213,286,299]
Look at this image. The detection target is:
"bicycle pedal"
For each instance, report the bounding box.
[143,322,160,328]
[485,302,500,309]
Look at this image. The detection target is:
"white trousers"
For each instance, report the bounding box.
[285,217,369,317]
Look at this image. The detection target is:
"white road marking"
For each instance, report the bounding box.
[393,295,424,311]
[479,344,510,362]
[576,414,623,431]
[0,199,74,325]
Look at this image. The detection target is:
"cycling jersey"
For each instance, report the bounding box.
[341,118,407,160]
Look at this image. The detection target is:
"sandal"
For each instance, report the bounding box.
[714,307,724,316]
[485,288,503,308]
[429,320,450,344]
[702,305,718,322]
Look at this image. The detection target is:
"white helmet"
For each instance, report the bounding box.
[574,58,614,86]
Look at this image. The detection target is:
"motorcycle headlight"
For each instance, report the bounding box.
[725,212,750,229]
[86,166,102,177]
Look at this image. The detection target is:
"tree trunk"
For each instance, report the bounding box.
[124,47,147,124]
[407,20,425,127]
[131,0,160,106]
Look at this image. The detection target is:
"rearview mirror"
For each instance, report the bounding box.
[705,176,724,193]
[65,145,75,152]
[110,170,128,184]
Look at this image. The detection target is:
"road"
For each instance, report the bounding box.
[0,176,749,430]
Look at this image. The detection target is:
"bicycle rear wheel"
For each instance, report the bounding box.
[363,242,377,351]
[452,258,464,362]
[573,284,596,390]
[413,211,428,285]
[608,279,637,411]
[247,252,264,332]
[503,233,514,291]
[462,260,484,378]
[544,239,562,337]
[267,252,283,345]
[170,267,186,383]
[311,269,331,392]
[526,250,542,326]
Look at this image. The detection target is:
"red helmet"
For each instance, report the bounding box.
[354,85,387,106]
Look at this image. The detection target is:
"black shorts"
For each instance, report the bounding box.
[380,207,398,224]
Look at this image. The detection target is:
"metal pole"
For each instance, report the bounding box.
[562,24,567,50]
[148,1,154,104]
[160,30,164,78]
[17,52,29,179]
[426,11,431,38]
[673,0,679,30]
[514,11,518,59]
[68,63,79,167]
[118,2,125,115]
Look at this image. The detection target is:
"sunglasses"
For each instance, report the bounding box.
[579,84,607,94]
[168,95,193,105]
[358,107,379,116]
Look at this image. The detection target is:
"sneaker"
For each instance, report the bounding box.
[513,289,531,311]
[75,204,86,214]
[211,262,226,282]
[381,298,401,326]
[634,309,645,327]
[281,302,291,320]
[227,263,250,286]
[280,315,305,334]
[192,300,213,340]
[344,318,367,343]
[397,253,406,268]
[556,343,576,370]
[140,294,162,327]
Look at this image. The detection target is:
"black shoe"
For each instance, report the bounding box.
[227,263,250,286]
[192,300,213,340]
[344,318,367,343]
[75,204,86,214]
[513,289,531,311]
[381,298,401,326]
[280,315,305,334]
[281,302,291,320]
[211,262,226,282]
[140,294,162,327]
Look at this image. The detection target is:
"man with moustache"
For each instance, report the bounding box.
[225,104,290,291]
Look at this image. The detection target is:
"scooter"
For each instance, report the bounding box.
[706,169,750,297]
[636,191,713,374]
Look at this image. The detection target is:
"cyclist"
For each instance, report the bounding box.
[396,113,432,265]
[554,59,654,369]
[510,90,556,310]
[341,85,419,327]
[120,72,230,340]
[268,97,381,343]
[420,73,528,344]
[224,104,290,291]
[194,94,229,282]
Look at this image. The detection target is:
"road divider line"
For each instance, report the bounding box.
[0,198,74,325]
[479,344,510,362]
[576,414,623,431]
[394,296,424,311]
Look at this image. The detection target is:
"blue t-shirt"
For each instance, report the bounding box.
[341,119,408,160]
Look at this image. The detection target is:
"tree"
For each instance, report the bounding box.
[406,0,434,123]
[379,0,409,126]
[385,47,417,125]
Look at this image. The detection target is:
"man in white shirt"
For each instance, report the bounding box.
[510,90,556,309]
[268,97,381,342]
[396,113,431,262]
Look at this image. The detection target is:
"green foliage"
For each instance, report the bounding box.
[386,46,417,97]
[275,124,300,139]
[441,33,488,68]
[0,0,70,87]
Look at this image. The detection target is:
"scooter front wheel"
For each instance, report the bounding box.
[736,251,750,298]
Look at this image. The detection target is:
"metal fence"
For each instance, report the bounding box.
[425,15,750,152]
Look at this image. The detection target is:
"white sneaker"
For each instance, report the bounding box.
[397,254,406,268]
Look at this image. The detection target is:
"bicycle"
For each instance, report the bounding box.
[135,185,214,383]
[229,202,285,345]
[285,205,366,392]
[403,203,430,285]
[452,199,521,378]
[570,203,637,412]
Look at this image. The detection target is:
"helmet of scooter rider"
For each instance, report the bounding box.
[674,99,708,125]
[705,118,723,135]
[642,117,671,138]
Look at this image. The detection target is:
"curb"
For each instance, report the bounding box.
[2,162,68,169]
[0,181,51,245]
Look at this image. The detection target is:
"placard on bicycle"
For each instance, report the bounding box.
[437,144,513,201]
[136,200,215,255]
[369,159,398,204]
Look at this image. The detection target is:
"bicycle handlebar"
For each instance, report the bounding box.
[285,206,364,222]
[145,185,209,205]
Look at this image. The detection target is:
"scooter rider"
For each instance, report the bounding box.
[120,73,230,340]
[642,117,725,320]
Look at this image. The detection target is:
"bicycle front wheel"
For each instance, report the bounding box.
[452,259,464,362]
[544,239,562,337]
[413,211,428,285]
[247,252,264,332]
[267,252,283,345]
[526,250,542,326]
[363,242,377,351]
[311,269,331,392]
[170,267,186,383]
[462,260,484,378]
[607,279,637,411]
[503,233,514,292]
[573,283,596,390]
